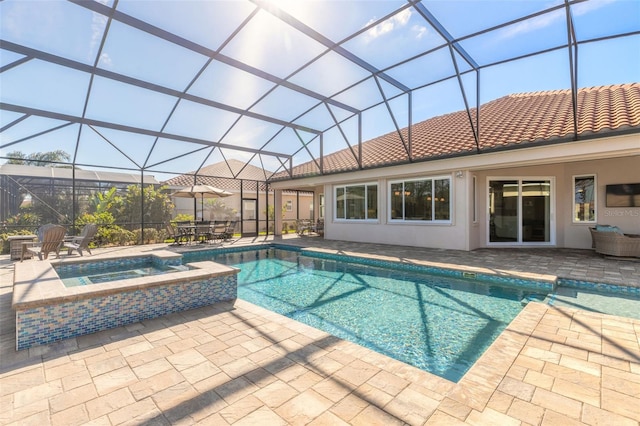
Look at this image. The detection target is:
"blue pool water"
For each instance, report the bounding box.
[190,248,545,382]
[58,262,189,287]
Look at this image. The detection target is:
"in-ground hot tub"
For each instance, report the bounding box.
[12,250,238,350]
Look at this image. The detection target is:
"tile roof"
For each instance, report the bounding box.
[162,159,270,190]
[277,83,640,179]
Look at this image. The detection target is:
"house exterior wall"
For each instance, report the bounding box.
[321,177,469,250]
[471,155,640,250]
[272,134,639,251]
[564,156,640,247]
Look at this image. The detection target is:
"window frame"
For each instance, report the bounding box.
[333,182,378,221]
[572,174,597,224]
[388,175,452,223]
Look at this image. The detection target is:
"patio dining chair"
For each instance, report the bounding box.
[195,221,212,243]
[312,219,324,236]
[223,220,238,241]
[22,224,67,261]
[166,223,182,245]
[210,221,228,242]
[64,223,98,256]
[166,223,189,245]
[296,219,312,235]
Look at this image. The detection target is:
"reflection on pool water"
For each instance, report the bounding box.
[187,248,548,382]
[57,262,189,287]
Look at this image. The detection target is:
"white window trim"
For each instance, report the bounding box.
[387,175,452,224]
[572,174,597,224]
[333,182,378,221]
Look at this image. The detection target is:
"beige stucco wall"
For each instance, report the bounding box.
[564,156,640,247]
[320,176,469,250]
[471,155,640,250]
[270,134,640,251]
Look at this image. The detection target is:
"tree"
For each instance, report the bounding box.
[116,185,173,229]
[264,204,287,234]
[3,150,74,226]
[89,187,120,214]
[5,150,72,167]
[204,198,237,220]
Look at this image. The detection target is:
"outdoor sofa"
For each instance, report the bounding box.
[590,226,640,258]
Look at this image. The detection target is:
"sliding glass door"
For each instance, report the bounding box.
[489,178,553,244]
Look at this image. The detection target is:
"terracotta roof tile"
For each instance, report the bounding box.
[163,159,269,190]
[278,83,639,179]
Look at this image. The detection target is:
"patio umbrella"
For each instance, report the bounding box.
[171,185,233,220]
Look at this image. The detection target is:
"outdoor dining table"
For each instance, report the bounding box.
[176,222,196,244]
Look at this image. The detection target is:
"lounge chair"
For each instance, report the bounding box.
[592,228,640,258]
[64,223,98,256]
[22,224,66,261]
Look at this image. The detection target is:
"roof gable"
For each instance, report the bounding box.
[162,159,271,189]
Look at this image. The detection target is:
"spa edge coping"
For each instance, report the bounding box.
[12,250,239,310]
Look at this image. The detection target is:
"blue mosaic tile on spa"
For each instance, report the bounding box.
[16,275,238,349]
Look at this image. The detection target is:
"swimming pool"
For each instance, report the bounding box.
[186,248,549,382]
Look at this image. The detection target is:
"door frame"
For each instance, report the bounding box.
[241,197,258,237]
[487,176,556,246]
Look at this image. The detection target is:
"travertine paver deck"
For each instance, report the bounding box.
[1,237,639,425]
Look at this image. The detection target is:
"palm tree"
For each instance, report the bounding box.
[5,150,71,167]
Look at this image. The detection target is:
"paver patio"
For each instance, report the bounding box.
[1,237,639,425]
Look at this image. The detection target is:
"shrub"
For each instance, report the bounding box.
[96,225,135,246]
[132,228,161,244]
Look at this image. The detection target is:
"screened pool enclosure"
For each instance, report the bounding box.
[1,0,638,244]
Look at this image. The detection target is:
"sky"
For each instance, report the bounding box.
[1,0,639,181]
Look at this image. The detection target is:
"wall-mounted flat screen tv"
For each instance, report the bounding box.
[606,183,640,207]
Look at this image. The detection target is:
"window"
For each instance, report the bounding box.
[573,175,596,222]
[390,177,451,222]
[335,183,377,220]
